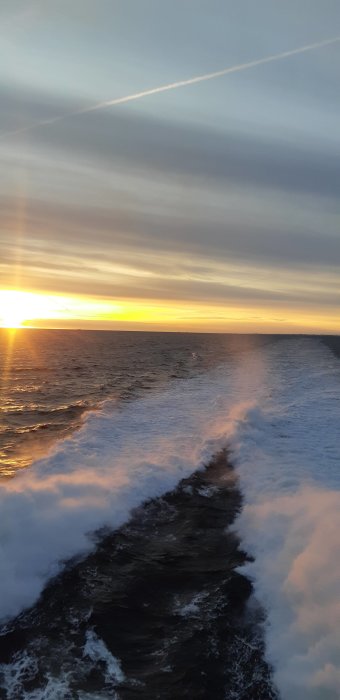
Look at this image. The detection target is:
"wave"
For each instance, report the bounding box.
[0,336,339,698]
[0,365,235,622]
[2,401,91,419]
[228,338,340,700]
[7,367,55,374]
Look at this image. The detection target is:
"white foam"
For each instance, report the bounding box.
[83,630,124,685]
[0,650,71,700]
[227,338,340,699]
[0,631,124,700]
[175,591,209,617]
[0,364,235,622]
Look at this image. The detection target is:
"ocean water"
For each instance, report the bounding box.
[0,330,339,699]
[0,329,229,476]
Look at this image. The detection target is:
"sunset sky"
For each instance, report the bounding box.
[0,0,339,333]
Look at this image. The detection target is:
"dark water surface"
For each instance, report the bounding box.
[0,452,277,699]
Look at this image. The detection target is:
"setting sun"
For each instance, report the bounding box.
[0,290,71,328]
[0,290,125,329]
[0,291,34,328]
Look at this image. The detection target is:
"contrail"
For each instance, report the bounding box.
[2,35,340,139]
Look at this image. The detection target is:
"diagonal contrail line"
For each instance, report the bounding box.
[1,35,340,140]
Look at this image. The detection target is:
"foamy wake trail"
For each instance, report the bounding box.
[0,365,235,621]
[228,338,340,700]
[0,336,339,699]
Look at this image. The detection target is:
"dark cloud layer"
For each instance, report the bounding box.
[2,85,340,200]
[0,193,339,270]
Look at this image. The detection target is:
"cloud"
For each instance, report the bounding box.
[1,83,339,319]
[0,189,339,269]
[2,84,340,201]
[3,35,340,140]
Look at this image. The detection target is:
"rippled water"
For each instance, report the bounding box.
[0,329,256,476]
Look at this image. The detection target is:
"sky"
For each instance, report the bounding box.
[0,0,339,333]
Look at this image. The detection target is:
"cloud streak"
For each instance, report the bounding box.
[2,35,340,139]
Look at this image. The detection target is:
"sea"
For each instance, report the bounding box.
[0,329,339,700]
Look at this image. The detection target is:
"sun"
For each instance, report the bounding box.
[0,289,124,329]
[0,290,63,328]
[0,291,30,328]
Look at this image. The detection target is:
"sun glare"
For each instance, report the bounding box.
[0,290,64,328]
[0,291,30,328]
[0,290,123,329]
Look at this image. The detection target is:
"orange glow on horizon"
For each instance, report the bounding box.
[0,288,338,334]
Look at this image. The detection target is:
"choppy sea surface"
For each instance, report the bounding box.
[0,330,339,700]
